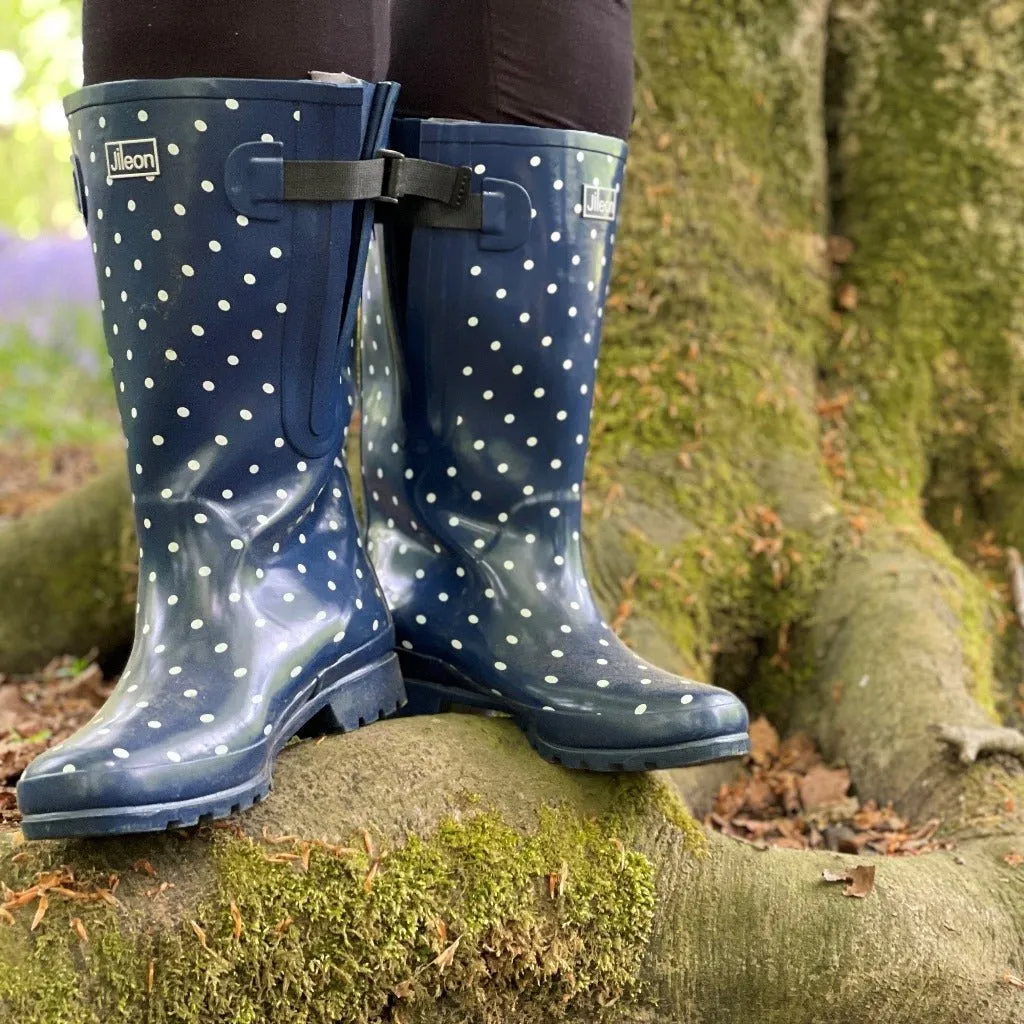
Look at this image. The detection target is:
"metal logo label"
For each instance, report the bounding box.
[581,183,618,221]
[105,138,161,180]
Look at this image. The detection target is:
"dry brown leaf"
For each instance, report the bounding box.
[844,864,876,899]
[190,920,210,950]
[273,914,293,935]
[393,979,415,1000]
[30,893,48,931]
[1002,851,1023,869]
[798,765,851,812]
[748,716,779,767]
[148,959,155,993]
[230,901,243,941]
[132,859,156,877]
[431,937,461,973]
[70,917,88,942]
[1004,973,1024,990]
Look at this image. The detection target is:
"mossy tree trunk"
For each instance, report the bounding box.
[2,0,1024,1020]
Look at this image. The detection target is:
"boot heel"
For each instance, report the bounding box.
[300,653,406,735]
[397,681,446,716]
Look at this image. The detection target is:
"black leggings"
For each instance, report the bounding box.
[82,0,634,139]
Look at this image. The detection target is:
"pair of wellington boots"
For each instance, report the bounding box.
[16,75,749,840]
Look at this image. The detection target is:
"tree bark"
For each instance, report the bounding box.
[0,719,1020,1024]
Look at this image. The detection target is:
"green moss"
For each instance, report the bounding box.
[0,798,671,1024]
[578,0,842,701]
[827,3,1024,529]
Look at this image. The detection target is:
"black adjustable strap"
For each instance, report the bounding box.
[281,150,482,229]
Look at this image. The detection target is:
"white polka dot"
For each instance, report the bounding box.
[137,110,148,122]
[152,434,164,446]
[113,747,129,759]
[634,704,647,715]
[183,689,198,698]
[597,679,610,688]
[194,119,207,132]
[167,142,180,155]
[468,316,479,327]
[681,694,694,705]
[215,744,229,755]
[545,675,558,683]
[553,179,564,191]
[225,98,239,110]
[244,273,256,285]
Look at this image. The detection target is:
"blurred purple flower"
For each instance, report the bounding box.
[0,228,98,340]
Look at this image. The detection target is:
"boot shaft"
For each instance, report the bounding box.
[70,76,397,511]
[361,119,626,542]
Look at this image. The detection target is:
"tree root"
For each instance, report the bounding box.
[0,468,135,674]
[937,724,1024,765]
[0,716,1022,1024]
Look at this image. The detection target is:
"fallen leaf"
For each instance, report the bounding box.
[273,914,293,935]
[132,860,156,877]
[431,936,461,973]
[799,765,851,812]
[30,893,47,931]
[229,900,243,940]
[148,959,155,993]
[1002,851,1023,869]
[393,979,415,999]
[1004,973,1024,990]
[748,716,779,766]
[190,920,209,950]
[822,869,849,883]
[844,864,876,898]
[70,917,88,942]
[827,235,855,264]
[836,281,858,311]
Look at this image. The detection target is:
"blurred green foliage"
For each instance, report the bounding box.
[0,1,116,446]
[0,0,83,237]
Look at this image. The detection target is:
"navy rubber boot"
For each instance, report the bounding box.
[360,119,751,771]
[17,76,407,839]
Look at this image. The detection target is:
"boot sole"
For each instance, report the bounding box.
[402,679,750,772]
[19,652,406,840]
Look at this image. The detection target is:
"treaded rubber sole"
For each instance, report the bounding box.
[19,652,406,840]
[402,678,750,772]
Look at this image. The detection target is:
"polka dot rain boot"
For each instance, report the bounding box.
[17,76,410,839]
[359,119,751,771]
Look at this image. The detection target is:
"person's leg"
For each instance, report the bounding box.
[83,0,390,85]
[388,0,633,138]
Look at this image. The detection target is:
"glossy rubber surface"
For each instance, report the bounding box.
[18,76,406,839]
[360,119,750,771]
